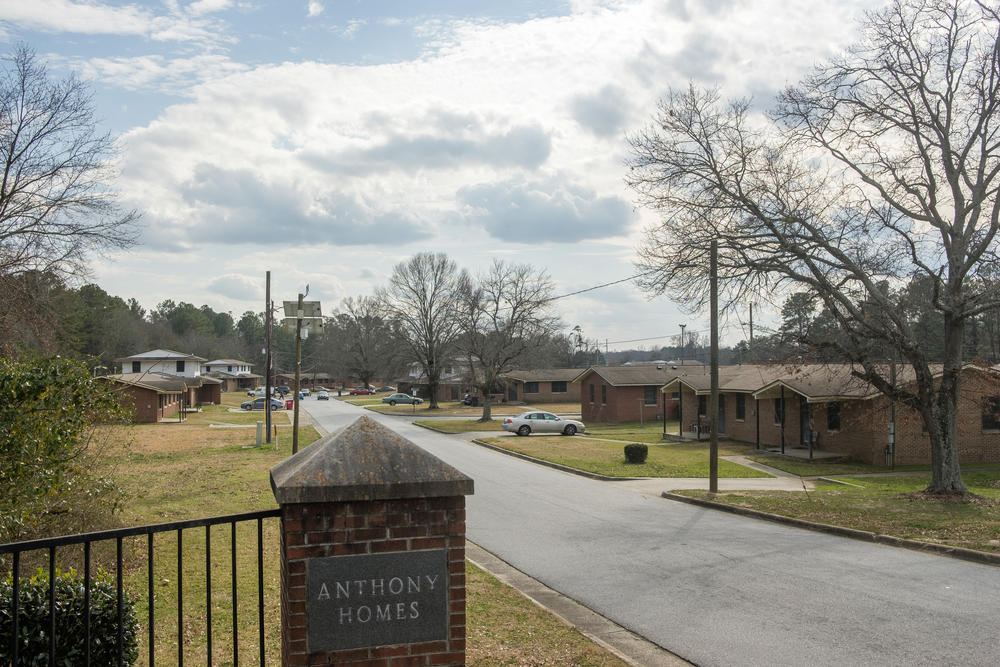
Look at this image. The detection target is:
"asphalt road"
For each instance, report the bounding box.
[302,399,1000,666]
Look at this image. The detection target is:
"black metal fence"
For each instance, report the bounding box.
[1,509,281,666]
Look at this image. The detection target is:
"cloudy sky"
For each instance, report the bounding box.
[0,0,880,350]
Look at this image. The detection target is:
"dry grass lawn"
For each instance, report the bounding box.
[79,393,627,664]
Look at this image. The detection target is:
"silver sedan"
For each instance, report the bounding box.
[502,411,585,436]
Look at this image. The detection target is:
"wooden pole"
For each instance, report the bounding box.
[265,271,273,445]
[293,292,304,454]
[709,239,719,493]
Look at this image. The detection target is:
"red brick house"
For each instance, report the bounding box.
[114,349,221,405]
[101,373,186,422]
[501,368,584,403]
[274,371,335,390]
[573,365,681,423]
[661,363,1000,466]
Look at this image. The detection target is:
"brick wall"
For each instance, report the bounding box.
[513,380,582,404]
[823,370,1000,465]
[279,496,467,666]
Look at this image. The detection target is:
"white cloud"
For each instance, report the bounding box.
[114,0,873,258]
[66,53,248,94]
[208,274,261,300]
[338,18,365,38]
[88,0,877,343]
[0,0,230,43]
[189,0,233,16]
[307,1,324,18]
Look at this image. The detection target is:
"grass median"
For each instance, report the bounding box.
[476,435,772,478]
[675,473,1000,553]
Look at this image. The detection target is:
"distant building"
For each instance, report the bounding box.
[108,349,223,420]
[203,358,261,392]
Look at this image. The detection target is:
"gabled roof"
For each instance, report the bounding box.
[104,372,220,390]
[103,373,187,393]
[572,365,685,386]
[502,368,585,383]
[115,349,207,363]
[661,363,995,402]
[205,370,262,379]
[204,358,254,367]
[662,365,788,395]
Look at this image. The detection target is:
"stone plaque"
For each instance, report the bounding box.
[306,549,449,652]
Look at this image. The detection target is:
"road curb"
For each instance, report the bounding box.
[660,491,1000,567]
[466,542,691,666]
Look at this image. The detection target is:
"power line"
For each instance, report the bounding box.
[548,269,658,302]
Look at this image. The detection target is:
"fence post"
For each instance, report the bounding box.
[270,415,474,666]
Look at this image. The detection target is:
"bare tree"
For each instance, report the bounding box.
[457,260,559,421]
[0,44,139,278]
[0,45,139,352]
[626,0,1000,496]
[327,296,404,388]
[377,253,465,409]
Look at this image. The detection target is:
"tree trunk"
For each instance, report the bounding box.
[427,380,439,409]
[926,313,968,495]
[479,393,492,422]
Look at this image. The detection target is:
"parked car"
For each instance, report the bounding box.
[381,393,423,406]
[241,397,284,411]
[314,386,327,392]
[377,386,396,392]
[502,411,585,436]
[275,385,291,396]
[349,387,374,395]
[316,390,330,400]
[301,388,311,397]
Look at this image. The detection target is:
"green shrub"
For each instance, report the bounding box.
[624,443,648,464]
[0,568,138,665]
[0,356,130,542]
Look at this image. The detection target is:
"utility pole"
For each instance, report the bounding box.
[749,303,754,363]
[888,355,896,469]
[282,294,322,457]
[680,323,687,361]
[293,290,305,454]
[709,239,719,493]
[265,271,273,445]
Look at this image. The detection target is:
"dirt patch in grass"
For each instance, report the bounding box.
[902,490,1000,506]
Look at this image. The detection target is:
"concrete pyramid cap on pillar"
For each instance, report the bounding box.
[270,415,474,503]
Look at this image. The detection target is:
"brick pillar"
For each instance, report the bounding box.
[271,415,473,666]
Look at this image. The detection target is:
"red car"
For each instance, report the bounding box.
[349,387,374,395]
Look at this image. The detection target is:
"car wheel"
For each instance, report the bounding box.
[517,425,530,437]
[563,424,577,436]
[389,400,397,406]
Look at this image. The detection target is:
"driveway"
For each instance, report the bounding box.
[302,399,1000,666]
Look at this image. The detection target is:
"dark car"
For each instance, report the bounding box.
[241,397,284,411]
[377,386,396,392]
[275,385,291,396]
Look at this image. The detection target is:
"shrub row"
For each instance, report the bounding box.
[0,568,138,665]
